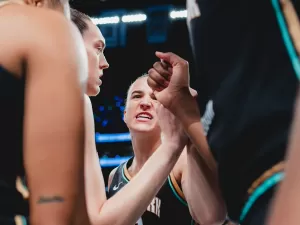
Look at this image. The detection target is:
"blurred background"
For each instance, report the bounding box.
[70,0,195,189]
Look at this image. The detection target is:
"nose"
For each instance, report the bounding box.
[99,54,109,70]
[140,99,151,110]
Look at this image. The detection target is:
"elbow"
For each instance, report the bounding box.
[88,211,116,225]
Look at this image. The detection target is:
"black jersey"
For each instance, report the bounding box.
[188,0,299,221]
[0,66,29,223]
[108,158,195,225]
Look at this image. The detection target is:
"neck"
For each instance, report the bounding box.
[128,132,161,177]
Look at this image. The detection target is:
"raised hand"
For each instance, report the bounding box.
[156,103,188,149]
[147,51,200,125]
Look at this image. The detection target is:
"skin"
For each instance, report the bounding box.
[80,19,188,225]
[0,1,89,225]
[122,76,178,177]
[147,51,227,224]
[108,76,225,225]
[82,19,109,96]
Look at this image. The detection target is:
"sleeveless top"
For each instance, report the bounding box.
[108,158,196,225]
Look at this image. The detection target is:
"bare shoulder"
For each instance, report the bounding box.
[109,167,118,177]
[0,5,74,45]
[108,167,118,189]
[0,5,82,75]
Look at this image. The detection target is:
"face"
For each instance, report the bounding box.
[82,19,109,96]
[124,77,161,134]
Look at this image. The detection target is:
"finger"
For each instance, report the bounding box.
[147,76,164,93]
[153,62,171,81]
[160,60,173,74]
[148,68,169,88]
[155,51,188,68]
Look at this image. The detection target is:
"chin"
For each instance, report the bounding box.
[87,86,100,97]
[131,124,159,133]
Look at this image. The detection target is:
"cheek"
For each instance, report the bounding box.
[124,108,134,122]
[86,51,98,76]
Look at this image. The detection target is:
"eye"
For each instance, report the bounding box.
[96,47,104,55]
[132,94,141,99]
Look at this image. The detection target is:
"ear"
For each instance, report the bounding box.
[123,110,127,124]
[24,0,45,7]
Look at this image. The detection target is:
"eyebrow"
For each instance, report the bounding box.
[95,40,106,48]
[130,90,144,96]
[100,40,106,48]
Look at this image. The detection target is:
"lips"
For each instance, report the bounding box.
[136,112,153,120]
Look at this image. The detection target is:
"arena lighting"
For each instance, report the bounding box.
[91,9,186,25]
[95,132,131,143]
[100,156,131,167]
[169,10,187,19]
[121,13,147,23]
[91,16,120,25]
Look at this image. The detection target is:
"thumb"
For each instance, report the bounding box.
[153,89,167,107]
[153,89,161,100]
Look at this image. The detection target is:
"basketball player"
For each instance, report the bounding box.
[0,1,90,225]
[266,1,300,224]
[107,74,226,225]
[71,9,200,225]
[185,0,300,224]
[148,45,298,225]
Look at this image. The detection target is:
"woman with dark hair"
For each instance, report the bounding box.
[70,8,196,225]
[0,1,89,225]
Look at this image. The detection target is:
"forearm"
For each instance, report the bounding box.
[185,144,226,225]
[267,91,300,225]
[92,143,182,225]
[173,95,217,172]
[184,119,217,174]
[175,98,225,223]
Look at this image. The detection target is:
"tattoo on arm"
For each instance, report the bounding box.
[37,196,65,204]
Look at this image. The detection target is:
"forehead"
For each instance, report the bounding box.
[129,77,152,94]
[84,20,105,44]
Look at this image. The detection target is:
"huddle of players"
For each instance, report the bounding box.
[1,0,300,225]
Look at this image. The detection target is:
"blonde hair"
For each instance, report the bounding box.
[125,73,149,109]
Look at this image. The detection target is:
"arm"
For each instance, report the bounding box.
[85,103,186,225]
[181,142,226,225]
[267,90,300,224]
[173,92,225,224]
[147,51,226,224]
[94,142,183,225]
[23,10,89,225]
[83,95,108,225]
